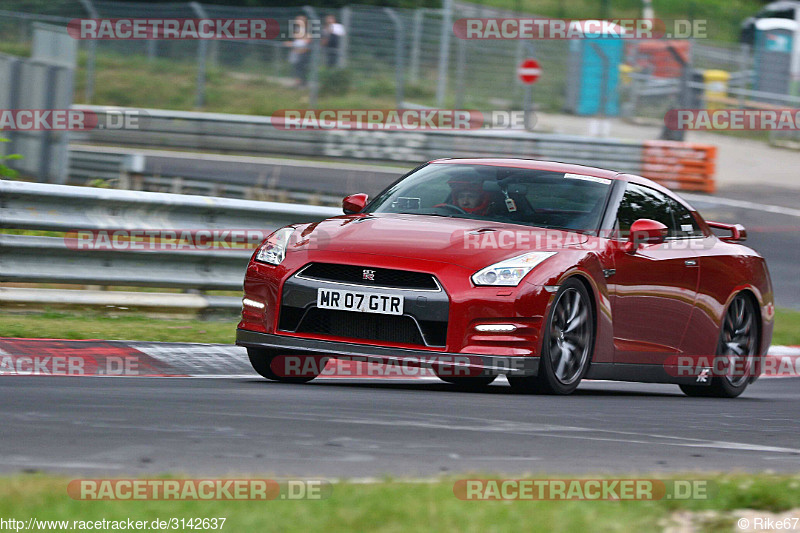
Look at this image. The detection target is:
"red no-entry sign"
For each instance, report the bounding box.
[517,58,541,84]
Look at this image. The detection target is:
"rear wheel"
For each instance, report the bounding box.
[679,293,759,398]
[509,278,594,395]
[247,348,318,383]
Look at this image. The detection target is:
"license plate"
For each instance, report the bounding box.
[316,288,403,315]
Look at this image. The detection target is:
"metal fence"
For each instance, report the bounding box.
[0,2,565,113]
[2,1,796,121]
[0,24,76,183]
[66,144,403,203]
[1,1,799,158]
[72,105,718,193]
[0,179,339,309]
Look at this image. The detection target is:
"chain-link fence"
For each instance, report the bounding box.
[0,1,584,115]
[1,0,799,143]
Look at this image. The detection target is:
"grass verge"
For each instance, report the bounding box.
[773,308,800,346]
[0,310,236,344]
[0,474,798,532]
[0,308,799,346]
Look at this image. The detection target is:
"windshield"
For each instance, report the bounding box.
[365,163,612,233]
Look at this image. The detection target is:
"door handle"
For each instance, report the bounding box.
[684,259,698,267]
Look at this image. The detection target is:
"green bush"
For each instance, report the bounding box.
[0,137,22,179]
[319,68,353,97]
[366,76,395,98]
[404,81,434,100]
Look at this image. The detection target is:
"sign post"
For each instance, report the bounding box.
[517,58,540,130]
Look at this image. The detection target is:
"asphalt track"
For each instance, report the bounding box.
[682,185,800,310]
[2,376,799,476]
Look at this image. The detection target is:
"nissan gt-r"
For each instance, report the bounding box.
[236,159,774,397]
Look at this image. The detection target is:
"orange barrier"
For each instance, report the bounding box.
[630,41,691,79]
[641,140,717,193]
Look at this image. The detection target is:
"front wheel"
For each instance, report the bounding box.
[247,348,318,383]
[509,278,594,395]
[679,293,759,398]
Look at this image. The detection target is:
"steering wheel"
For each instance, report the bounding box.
[434,203,468,215]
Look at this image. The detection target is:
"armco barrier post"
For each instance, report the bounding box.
[659,44,691,142]
[384,8,406,110]
[409,9,423,83]
[436,0,452,107]
[303,6,321,108]
[455,34,465,110]
[339,6,351,68]
[190,2,209,109]
[78,0,97,103]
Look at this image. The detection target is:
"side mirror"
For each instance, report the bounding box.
[342,193,368,215]
[625,218,668,253]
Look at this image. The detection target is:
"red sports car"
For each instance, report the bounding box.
[237,159,774,397]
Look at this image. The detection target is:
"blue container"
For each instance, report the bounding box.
[753,18,795,96]
[565,24,624,116]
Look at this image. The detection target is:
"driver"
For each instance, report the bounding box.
[446,179,490,215]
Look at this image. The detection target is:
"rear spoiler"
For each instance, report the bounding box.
[706,221,747,242]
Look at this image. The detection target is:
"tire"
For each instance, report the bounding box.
[508,278,594,395]
[247,347,318,383]
[679,293,759,399]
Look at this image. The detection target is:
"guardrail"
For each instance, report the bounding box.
[1,179,340,233]
[72,105,718,193]
[0,180,340,310]
[65,144,402,203]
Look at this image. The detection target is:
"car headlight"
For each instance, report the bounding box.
[255,227,295,265]
[471,252,557,286]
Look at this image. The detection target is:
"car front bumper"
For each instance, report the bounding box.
[236,328,540,377]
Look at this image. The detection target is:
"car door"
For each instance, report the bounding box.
[606,183,700,365]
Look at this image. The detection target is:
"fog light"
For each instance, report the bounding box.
[475,324,517,333]
[242,298,265,309]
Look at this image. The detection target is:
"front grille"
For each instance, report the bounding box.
[279,306,448,347]
[299,263,439,290]
[296,308,426,345]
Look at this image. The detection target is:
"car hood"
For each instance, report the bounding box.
[292,213,589,271]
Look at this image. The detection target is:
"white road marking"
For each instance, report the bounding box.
[0,458,126,469]
[769,345,800,356]
[207,410,800,456]
[681,193,800,218]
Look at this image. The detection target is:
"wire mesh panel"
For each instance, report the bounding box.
[201,5,305,78]
[0,0,796,137]
[91,1,199,64]
[0,1,86,18]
